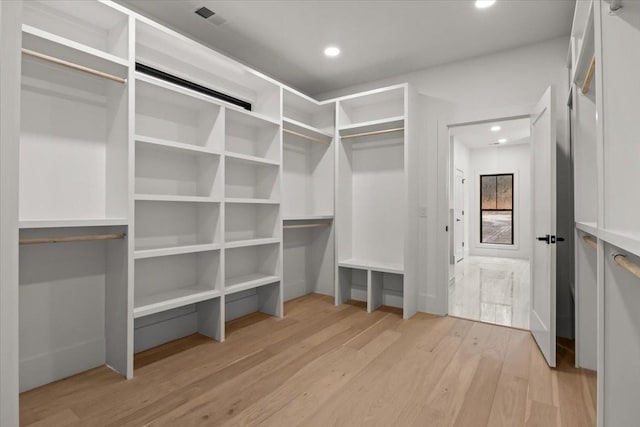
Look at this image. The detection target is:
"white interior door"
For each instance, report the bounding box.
[454,169,465,262]
[530,86,557,367]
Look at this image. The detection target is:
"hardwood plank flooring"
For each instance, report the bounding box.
[19,294,596,427]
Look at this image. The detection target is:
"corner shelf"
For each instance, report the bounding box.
[224,151,280,167]
[134,243,221,260]
[283,117,332,143]
[225,198,280,205]
[339,116,405,138]
[598,229,640,258]
[134,194,220,203]
[225,274,280,294]
[225,237,280,249]
[135,135,222,157]
[134,288,221,318]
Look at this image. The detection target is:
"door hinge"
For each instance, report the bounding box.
[462,210,464,215]
[462,242,464,247]
[446,226,449,232]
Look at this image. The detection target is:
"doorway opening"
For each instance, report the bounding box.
[448,117,531,330]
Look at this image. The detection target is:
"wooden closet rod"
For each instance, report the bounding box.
[613,254,640,281]
[582,235,597,249]
[283,128,330,144]
[20,233,126,245]
[283,223,329,230]
[22,48,127,84]
[340,127,404,140]
[581,56,596,95]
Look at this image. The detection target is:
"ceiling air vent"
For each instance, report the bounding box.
[195,6,215,19]
[194,6,226,25]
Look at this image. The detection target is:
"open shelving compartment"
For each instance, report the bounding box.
[225,108,280,164]
[225,242,282,320]
[225,203,280,247]
[225,156,280,202]
[18,1,132,391]
[133,248,223,353]
[335,85,417,318]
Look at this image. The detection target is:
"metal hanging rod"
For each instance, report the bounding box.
[613,254,640,281]
[20,233,126,245]
[22,48,127,84]
[581,56,596,95]
[283,223,330,230]
[283,128,330,144]
[582,235,598,249]
[340,127,404,140]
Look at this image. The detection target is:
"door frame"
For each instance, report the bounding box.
[438,105,532,318]
[453,168,465,263]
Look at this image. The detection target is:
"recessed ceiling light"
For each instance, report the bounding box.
[324,46,340,57]
[498,138,507,144]
[490,125,501,132]
[475,0,496,9]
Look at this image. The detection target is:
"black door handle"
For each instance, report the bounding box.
[556,237,565,242]
[537,235,550,244]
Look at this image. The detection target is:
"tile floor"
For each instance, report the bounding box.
[449,255,530,329]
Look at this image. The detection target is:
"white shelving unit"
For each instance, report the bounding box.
[17,0,131,393]
[334,85,418,319]
[282,89,335,302]
[569,1,640,425]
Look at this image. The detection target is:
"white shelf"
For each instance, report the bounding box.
[135,194,220,203]
[338,258,404,275]
[225,152,280,167]
[576,221,598,237]
[283,215,334,222]
[225,237,280,249]
[339,116,405,138]
[283,117,332,143]
[599,229,640,258]
[22,24,128,77]
[19,218,128,229]
[134,287,221,318]
[135,135,221,156]
[225,273,280,294]
[134,243,221,260]
[225,198,280,205]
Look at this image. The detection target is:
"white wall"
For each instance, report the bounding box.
[468,143,531,260]
[319,37,573,337]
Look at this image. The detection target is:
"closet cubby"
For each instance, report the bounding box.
[337,86,404,128]
[225,281,282,321]
[225,108,280,164]
[370,271,404,313]
[283,219,334,301]
[282,129,334,219]
[20,35,128,225]
[18,225,128,392]
[283,88,334,137]
[225,243,280,293]
[225,203,280,246]
[134,200,221,257]
[135,75,224,152]
[225,157,280,201]
[133,250,221,318]
[135,20,281,121]
[337,267,368,306]
[22,1,129,74]
[135,140,222,200]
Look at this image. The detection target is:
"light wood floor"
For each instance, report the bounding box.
[20,294,596,427]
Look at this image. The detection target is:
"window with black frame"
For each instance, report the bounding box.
[480,174,514,245]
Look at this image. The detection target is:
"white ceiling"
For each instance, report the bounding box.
[118,0,575,96]
[451,118,530,149]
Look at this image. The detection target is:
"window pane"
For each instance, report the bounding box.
[496,175,513,209]
[481,176,497,209]
[481,211,513,244]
